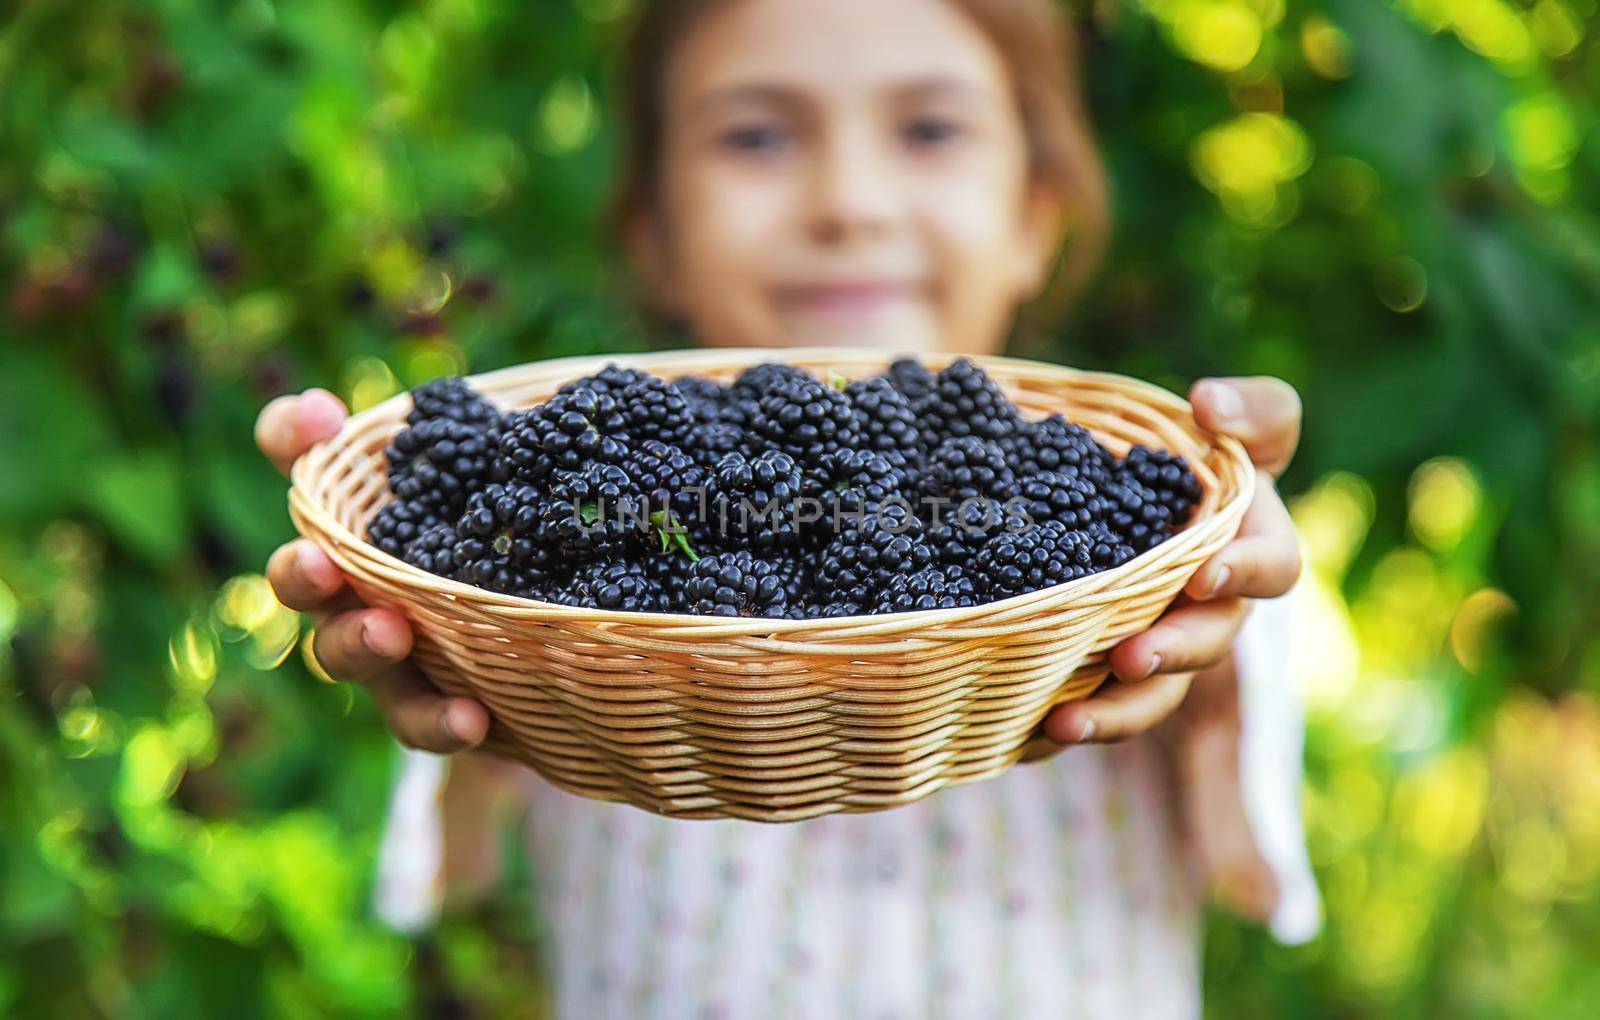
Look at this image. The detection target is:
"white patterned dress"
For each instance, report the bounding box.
[376,591,1319,1019]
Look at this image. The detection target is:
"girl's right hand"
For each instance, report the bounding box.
[256,390,491,754]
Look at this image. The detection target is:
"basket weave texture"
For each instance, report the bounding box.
[289,348,1255,822]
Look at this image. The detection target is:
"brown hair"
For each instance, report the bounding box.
[613,0,1111,320]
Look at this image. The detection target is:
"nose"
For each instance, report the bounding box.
[806,118,901,246]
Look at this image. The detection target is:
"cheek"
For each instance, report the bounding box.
[913,161,1035,309]
[661,163,798,339]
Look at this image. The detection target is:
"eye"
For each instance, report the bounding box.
[718,123,792,156]
[901,116,965,149]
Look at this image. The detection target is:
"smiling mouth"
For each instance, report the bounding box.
[773,281,922,316]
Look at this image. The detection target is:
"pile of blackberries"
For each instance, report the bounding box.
[367,359,1202,618]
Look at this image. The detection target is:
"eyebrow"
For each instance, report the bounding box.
[684,75,994,121]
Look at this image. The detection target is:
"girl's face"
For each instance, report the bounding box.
[638,0,1063,355]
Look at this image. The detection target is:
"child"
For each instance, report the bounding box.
[257,0,1316,1014]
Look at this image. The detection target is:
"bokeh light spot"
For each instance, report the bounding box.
[1173,1,1263,72]
[1301,14,1353,79]
[1376,256,1428,313]
[1451,588,1517,673]
[537,75,600,155]
[1408,456,1481,551]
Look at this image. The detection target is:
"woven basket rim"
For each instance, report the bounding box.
[289,347,1255,636]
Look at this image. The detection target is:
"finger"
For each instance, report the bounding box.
[267,539,348,612]
[1109,598,1250,682]
[1042,671,1195,744]
[255,389,348,475]
[1190,377,1301,478]
[309,607,414,683]
[369,667,491,754]
[1185,483,1303,600]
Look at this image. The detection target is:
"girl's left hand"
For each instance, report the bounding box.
[1039,377,1304,746]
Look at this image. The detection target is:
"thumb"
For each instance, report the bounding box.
[1190,377,1301,478]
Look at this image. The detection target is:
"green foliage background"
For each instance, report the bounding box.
[2,0,1597,1016]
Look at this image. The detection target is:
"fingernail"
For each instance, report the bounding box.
[1138,653,1163,681]
[297,543,330,586]
[1207,381,1245,424]
[1203,565,1232,599]
[442,707,466,743]
[1076,718,1097,743]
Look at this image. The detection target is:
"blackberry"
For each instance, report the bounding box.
[555,557,669,613]
[625,440,707,514]
[1119,446,1202,527]
[609,374,696,447]
[973,519,1096,599]
[1102,476,1174,553]
[728,362,812,406]
[386,416,499,517]
[845,377,922,452]
[874,565,980,614]
[497,388,628,483]
[545,462,651,557]
[368,499,444,559]
[704,450,807,552]
[1015,470,1108,530]
[1080,521,1138,570]
[813,448,918,527]
[684,551,793,617]
[814,502,932,603]
[402,523,458,579]
[885,358,935,405]
[671,375,726,421]
[924,498,1006,569]
[921,436,1018,506]
[407,377,499,428]
[693,420,746,462]
[451,483,558,595]
[1012,415,1113,481]
[919,358,1022,444]
[748,374,863,467]
[559,363,651,398]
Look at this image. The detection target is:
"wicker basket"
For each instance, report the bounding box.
[288,348,1255,822]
